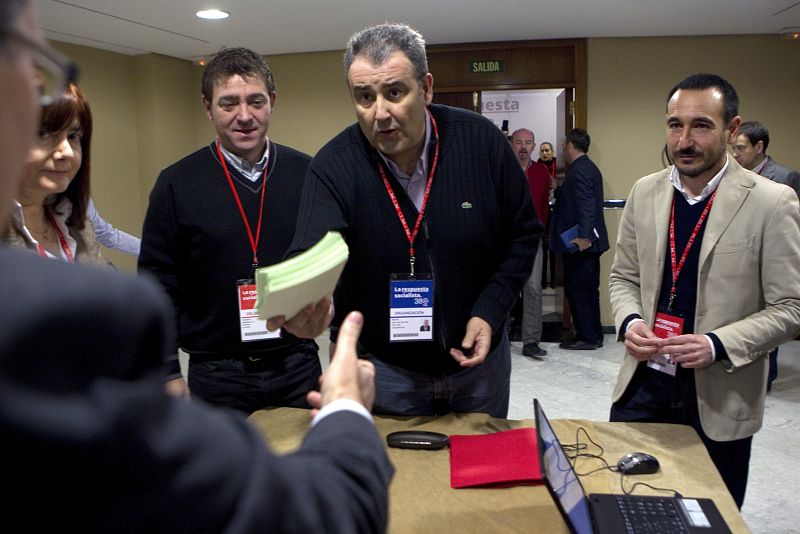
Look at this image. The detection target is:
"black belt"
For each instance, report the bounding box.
[187,340,317,363]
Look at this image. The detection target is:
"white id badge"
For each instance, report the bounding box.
[237,280,281,342]
[389,274,434,342]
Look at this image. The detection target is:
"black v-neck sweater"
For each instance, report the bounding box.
[140,142,315,357]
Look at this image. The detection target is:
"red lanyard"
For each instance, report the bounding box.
[36,212,75,263]
[378,111,440,276]
[667,189,716,310]
[216,141,268,269]
[753,159,767,176]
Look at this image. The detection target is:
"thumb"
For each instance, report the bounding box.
[461,325,477,350]
[329,311,363,368]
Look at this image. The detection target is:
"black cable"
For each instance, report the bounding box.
[566,426,683,498]
[563,427,616,476]
[621,471,682,498]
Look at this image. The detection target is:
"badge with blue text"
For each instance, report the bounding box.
[389,274,434,342]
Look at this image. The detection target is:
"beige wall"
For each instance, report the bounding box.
[51,42,141,272]
[53,42,202,271]
[52,36,800,329]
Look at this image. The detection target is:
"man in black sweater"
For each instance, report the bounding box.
[140,48,322,413]
[271,24,540,418]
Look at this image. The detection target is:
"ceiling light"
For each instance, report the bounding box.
[779,27,800,40]
[196,9,230,20]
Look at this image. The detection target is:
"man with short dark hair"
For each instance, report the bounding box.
[732,121,800,199]
[731,120,800,392]
[0,2,392,530]
[511,128,550,359]
[609,73,800,508]
[548,127,609,350]
[272,23,540,418]
[139,47,323,413]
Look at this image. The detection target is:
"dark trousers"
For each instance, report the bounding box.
[371,333,511,418]
[767,347,778,390]
[562,251,603,344]
[610,364,752,509]
[188,347,322,414]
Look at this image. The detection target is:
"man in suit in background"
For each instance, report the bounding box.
[732,120,800,392]
[0,2,392,530]
[548,128,609,350]
[609,73,800,508]
[732,121,800,200]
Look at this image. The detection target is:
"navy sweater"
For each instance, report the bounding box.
[289,104,540,374]
[657,192,712,334]
[139,142,316,358]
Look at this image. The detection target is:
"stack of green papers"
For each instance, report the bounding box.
[255,231,349,320]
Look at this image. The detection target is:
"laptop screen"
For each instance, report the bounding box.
[534,399,595,534]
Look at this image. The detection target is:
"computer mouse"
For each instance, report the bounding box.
[617,452,660,475]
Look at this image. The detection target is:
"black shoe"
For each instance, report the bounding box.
[523,343,547,360]
[559,340,597,350]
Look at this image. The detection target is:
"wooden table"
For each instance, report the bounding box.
[248,408,749,533]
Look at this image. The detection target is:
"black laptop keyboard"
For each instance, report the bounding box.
[616,495,688,533]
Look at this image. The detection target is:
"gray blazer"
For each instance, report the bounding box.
[609,158,800,441]
[761,156,800,200]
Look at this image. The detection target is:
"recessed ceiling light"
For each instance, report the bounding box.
[779,27,800,40]
[196,9,230,20]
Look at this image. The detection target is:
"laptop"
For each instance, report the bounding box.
[533,399,732,533]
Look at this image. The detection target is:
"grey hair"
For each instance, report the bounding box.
[343,23,428,84]
[511,128,535,140]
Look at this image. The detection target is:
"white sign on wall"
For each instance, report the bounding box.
[481,89,567,155]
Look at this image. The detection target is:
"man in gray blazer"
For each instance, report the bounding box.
[732,121,800,392]
[732,121,800,200]
[608,74,800,509]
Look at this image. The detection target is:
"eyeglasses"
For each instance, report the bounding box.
[5,28,79,106]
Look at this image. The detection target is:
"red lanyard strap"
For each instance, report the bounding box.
[216,141,268,269]
[38,211,75,263]
[667,189,716,309]
[378,110,440,276]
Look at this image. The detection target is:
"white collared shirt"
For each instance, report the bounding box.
[668,153,730,205]
[378,112,432,211]
[12,198,77,261]
[218,138,270,183]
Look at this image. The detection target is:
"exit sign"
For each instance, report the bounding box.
[470,60,504,74]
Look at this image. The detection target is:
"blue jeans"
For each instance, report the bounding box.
[188,348,321,414]
[610,364,752,509]
[370,333,511,418]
